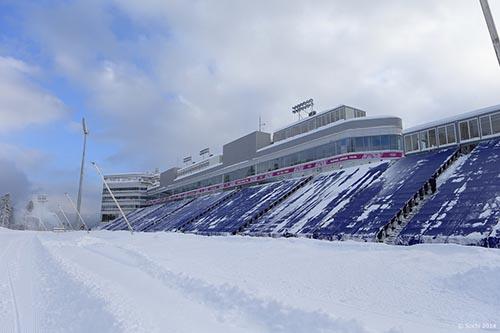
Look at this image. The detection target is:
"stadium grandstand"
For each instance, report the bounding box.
[100,103,500,248]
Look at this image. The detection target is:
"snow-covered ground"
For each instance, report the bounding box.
[0,228,499,333]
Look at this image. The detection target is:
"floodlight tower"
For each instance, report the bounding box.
[292,98,314,120]
[75,117,89,226]
[480,0,500,66]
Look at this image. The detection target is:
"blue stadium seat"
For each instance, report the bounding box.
[397,139,500,247]
[246,162,389,237]
[183,178,305,235]
[145,191,235,232]
[108,204,166,231]
[132,199,194,231]
[313,147,457,241]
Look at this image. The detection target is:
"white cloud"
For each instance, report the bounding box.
[0,56,67,133]
[21,0,500,172]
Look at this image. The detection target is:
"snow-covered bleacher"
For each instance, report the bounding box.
[183,178,308,235]
[245,162,389,237]
[397,138,500,247]
[145,190,235,232]
[101,142,499,248]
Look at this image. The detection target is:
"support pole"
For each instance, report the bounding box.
[76,118,89,226]
[91,162,134,234]
[480,0,500,66]
[59,205,73,230]
[65,192,89,232]
[37,216,48,231]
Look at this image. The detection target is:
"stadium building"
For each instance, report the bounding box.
[100,172,159,222]
[148,105,403,202]
[101,103,500,248]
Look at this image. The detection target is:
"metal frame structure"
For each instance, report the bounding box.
[480,0,500,66]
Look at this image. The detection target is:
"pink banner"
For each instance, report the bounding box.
[147,150,403,205]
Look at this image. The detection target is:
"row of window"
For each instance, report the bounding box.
[273,107,365,142]
[254,134,401,176]
[102,187,148,194]
[101,204,141,212]
[101,196,146,202]
[404,112,500,153]
[171,134,401,194]
[177,160,211,177]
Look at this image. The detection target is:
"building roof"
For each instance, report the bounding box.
[403,104,500,134]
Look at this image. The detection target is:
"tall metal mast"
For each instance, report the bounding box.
[480,0,500,66]
[76,117,89,226]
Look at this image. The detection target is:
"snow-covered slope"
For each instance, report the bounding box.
[1,229,498,333]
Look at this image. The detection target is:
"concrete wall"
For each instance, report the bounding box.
[222,131,271,166]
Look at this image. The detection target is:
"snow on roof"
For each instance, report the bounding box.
[403,104,500,134]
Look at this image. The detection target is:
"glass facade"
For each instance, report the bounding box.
[273,106,366,142]
[404,111,500,153]
[257,135,400,173]
[170,134,401,194]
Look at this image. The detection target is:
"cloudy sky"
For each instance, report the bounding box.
[0,0,499,220]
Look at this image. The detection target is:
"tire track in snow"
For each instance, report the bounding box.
[0,237,22,333]
[7,267,21,333]
[78,239,369,333]
[32,236,134,333]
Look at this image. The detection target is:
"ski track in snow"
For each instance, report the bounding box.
[1,229,499,333]
[0,231,119,333]
[42,234,368,333]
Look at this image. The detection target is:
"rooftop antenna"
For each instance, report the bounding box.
[479,0,500,66]
[75,117,89,226]
[258,116,266,132]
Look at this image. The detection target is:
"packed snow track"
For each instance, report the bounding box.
[0,229,498,333]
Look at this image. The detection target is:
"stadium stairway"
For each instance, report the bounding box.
[310,147,459,242]
[244,162,389,238]
[396,138,500,247]
[381,147,462,244]
[182,176,313,236]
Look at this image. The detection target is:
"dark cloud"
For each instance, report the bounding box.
[0,158,31,206]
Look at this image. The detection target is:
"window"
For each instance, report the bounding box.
[372,136,382,150]
[411,133,419,151]
[468,119,479,139]
[301,123,308,134]
[459,121,469,141]
[404,135,412,152]
[428,129,437,147]
[492,112,500,134]
[446,124,456,143]
[480,116,492,136]
[419,131,429,150]
[438,126,447,145]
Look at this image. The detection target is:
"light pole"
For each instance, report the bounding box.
[65,192,89,232]
[480,0,500,66]
[75,117,89,226]
[91,161,134,234]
